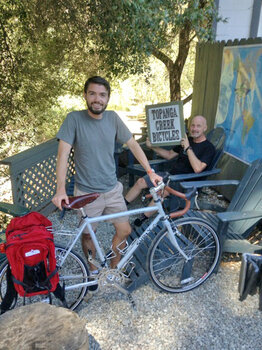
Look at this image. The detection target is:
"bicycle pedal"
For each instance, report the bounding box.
[86,254,101,269]
[121,269,129,278]
[88,272,99,293]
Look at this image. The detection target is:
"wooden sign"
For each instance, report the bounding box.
[146,101,185,146]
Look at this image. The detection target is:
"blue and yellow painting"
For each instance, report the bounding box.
[215,44,262,164]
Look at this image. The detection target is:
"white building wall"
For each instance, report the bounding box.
[215,0,261,41]
[258,9,262,36]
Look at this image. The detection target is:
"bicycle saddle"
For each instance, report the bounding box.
[61,193,100,209]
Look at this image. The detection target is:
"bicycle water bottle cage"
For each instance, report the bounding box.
[62,193,100,209]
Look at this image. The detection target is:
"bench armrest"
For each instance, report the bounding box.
[0,202,29,217]
[217,210,262,223]
[169,168,221,182]
[180,179,240,189]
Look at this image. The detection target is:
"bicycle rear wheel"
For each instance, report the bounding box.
[55,244,89,310]
[0,245,89,312]
[0,259,17,311]
[147,218,220,293]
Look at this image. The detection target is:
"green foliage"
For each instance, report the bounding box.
[87,0,219,100]
[0,0,221,159]
[0,0,98,158]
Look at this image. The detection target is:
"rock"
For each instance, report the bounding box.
[0,303,89,350]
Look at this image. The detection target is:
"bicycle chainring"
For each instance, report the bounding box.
[98,269,125,293]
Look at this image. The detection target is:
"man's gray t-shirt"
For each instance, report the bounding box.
[57,110,132,193]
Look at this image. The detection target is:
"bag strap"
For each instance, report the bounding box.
[12,267,58,292]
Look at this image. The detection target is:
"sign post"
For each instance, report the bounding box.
[146,101,185,147]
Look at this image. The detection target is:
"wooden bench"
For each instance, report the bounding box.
[0,138,75,217]
[180,159,262,256]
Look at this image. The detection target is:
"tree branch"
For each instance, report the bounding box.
[152,48,174,71]
[182,93,192,105]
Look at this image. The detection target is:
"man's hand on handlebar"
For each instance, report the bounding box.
[152,181,165,193]
[52,192,69,211]
[148,172,162,187]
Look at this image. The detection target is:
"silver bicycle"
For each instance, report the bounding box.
[0,182,221,311]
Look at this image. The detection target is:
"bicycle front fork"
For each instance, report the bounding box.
[164,219,189,260]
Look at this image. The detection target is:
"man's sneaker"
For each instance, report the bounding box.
[88,271,98,293]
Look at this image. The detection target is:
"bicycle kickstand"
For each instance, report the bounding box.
[113,283,136,310]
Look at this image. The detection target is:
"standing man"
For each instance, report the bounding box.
[52,76,162,270]
[125,115,215,224]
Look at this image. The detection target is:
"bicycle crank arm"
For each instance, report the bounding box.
[87,256,102,269]
[87,250,103,269]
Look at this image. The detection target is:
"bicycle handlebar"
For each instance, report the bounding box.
[164,186,197,218]
[146,182,197,219]
[151,181,166,193]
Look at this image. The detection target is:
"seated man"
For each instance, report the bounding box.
[125,115,215,225]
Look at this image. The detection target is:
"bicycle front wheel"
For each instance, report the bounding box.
[0,245,89,312]
[147,218,221,293]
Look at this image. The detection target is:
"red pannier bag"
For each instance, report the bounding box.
[5,212,59,297]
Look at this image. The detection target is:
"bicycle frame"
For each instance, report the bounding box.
[58,183,190,292]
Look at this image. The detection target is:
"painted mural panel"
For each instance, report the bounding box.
[215,44,262,163]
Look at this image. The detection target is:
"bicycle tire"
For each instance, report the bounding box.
[55,244,89,310]
[0,259,17,310]
[147,217,221,293]
[0,245,89,311]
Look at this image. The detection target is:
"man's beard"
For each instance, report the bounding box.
[190,132,201,139]
[87,102,108,115]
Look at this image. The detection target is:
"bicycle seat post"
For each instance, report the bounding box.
[80,208,87,218]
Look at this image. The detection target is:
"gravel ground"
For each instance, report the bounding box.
[48,175,262,350]
[78,263,262,350]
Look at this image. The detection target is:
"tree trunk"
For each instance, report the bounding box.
[169,21,191,101]
[153,21,191,102]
